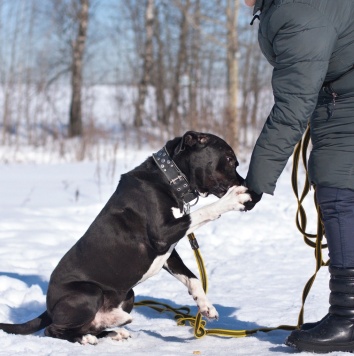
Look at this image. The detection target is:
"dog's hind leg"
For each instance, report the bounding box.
[163,249,218,320]
[45,283,104,344]
[97,289,134,342]
[121,288,135,315]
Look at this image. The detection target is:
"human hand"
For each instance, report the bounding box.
[244,0,256,6]
[243,190,263,211]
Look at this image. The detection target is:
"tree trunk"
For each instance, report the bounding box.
[250,48,261,143]
[69,0,89,138]
[134,0,155,127]
[239,31,254,147]
[225,0,239,149]
[189,0,201,131]
[154,5,168,125]
[170,0,190,136]
[1,2,20,145]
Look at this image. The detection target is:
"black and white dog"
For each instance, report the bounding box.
[0,131,250,344]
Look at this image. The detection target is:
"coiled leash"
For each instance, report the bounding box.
[291,125,329,327]
[179,233,297,338]
[135,128,327,338]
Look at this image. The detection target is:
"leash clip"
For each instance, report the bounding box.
[188,233,200,250]
[184,202,191,215]
[183,192,199,215]
[183,192,199,207]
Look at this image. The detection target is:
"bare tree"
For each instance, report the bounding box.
[153,4,168,125]
[169,0,190,136]
[239,23,256,147]
[1,1,22,145]
[225,0,239,149]
[134,0,155,127]
[188,0,201,130]
[238,16,272,148]
[69,0,89,137]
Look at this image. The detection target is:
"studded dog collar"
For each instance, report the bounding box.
[152,147,198,205]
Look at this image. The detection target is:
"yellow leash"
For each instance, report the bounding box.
[291,125,329,327]
[181,233,296,338]
[135,126,327,338]
[134,231,296,338]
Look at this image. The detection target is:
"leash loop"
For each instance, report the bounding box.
[193,313,207,338]
[291,124,329,327]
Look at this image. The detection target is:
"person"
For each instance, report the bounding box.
[243,0,354,353]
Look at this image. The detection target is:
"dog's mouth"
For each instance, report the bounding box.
[214,188,231,198]
[196,173,244,199]
[197,186,234,199]
[217,190,228,198]
[197,190,209,198]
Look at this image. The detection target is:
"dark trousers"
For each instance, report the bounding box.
[316,185,354,268]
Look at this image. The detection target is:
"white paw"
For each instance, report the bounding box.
[219,186,251,212]
[238,193,251,205]
[108,328,131,341]
[199,301,219,320]
[80,334,98,345]
[234,185,248,194]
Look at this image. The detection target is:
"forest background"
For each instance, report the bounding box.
[0,0,273,163]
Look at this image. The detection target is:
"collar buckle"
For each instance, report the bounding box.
[170,175,184,185]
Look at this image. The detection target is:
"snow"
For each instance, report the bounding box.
[0,147,346,355]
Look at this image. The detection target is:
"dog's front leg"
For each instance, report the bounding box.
[186,185,250,235]
[163,249,218,320]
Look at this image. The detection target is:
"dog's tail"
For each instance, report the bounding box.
[0,311,51,335]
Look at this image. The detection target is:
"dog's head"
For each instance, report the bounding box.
[169,131,244,198]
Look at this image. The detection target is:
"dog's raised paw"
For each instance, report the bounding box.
[219,187,251,212]
[199,304,219,320]
[234,185,248,194]
[238,193,251,204]
[108,328,131,341]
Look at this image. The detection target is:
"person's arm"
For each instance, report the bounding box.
[245,4,337,196]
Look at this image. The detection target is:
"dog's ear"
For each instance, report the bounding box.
[174,131,210,155]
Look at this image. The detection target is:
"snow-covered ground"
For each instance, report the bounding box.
[0,146,344,355]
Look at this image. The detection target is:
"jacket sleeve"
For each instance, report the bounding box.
[245,4,337,195]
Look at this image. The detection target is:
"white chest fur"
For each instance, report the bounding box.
[137,242,177,284]
[171,207,183,219]
[136,207,181,285]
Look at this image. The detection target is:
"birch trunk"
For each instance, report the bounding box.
[170,0,190,136]
[189,0,201,130]
[69,0,89,138]
[154,6,167,125]
[134,0,155,127]
[226,0,239,149]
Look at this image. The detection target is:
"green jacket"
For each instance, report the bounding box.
[245,0,354,195]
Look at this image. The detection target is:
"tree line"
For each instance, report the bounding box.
[0,0,272,156]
